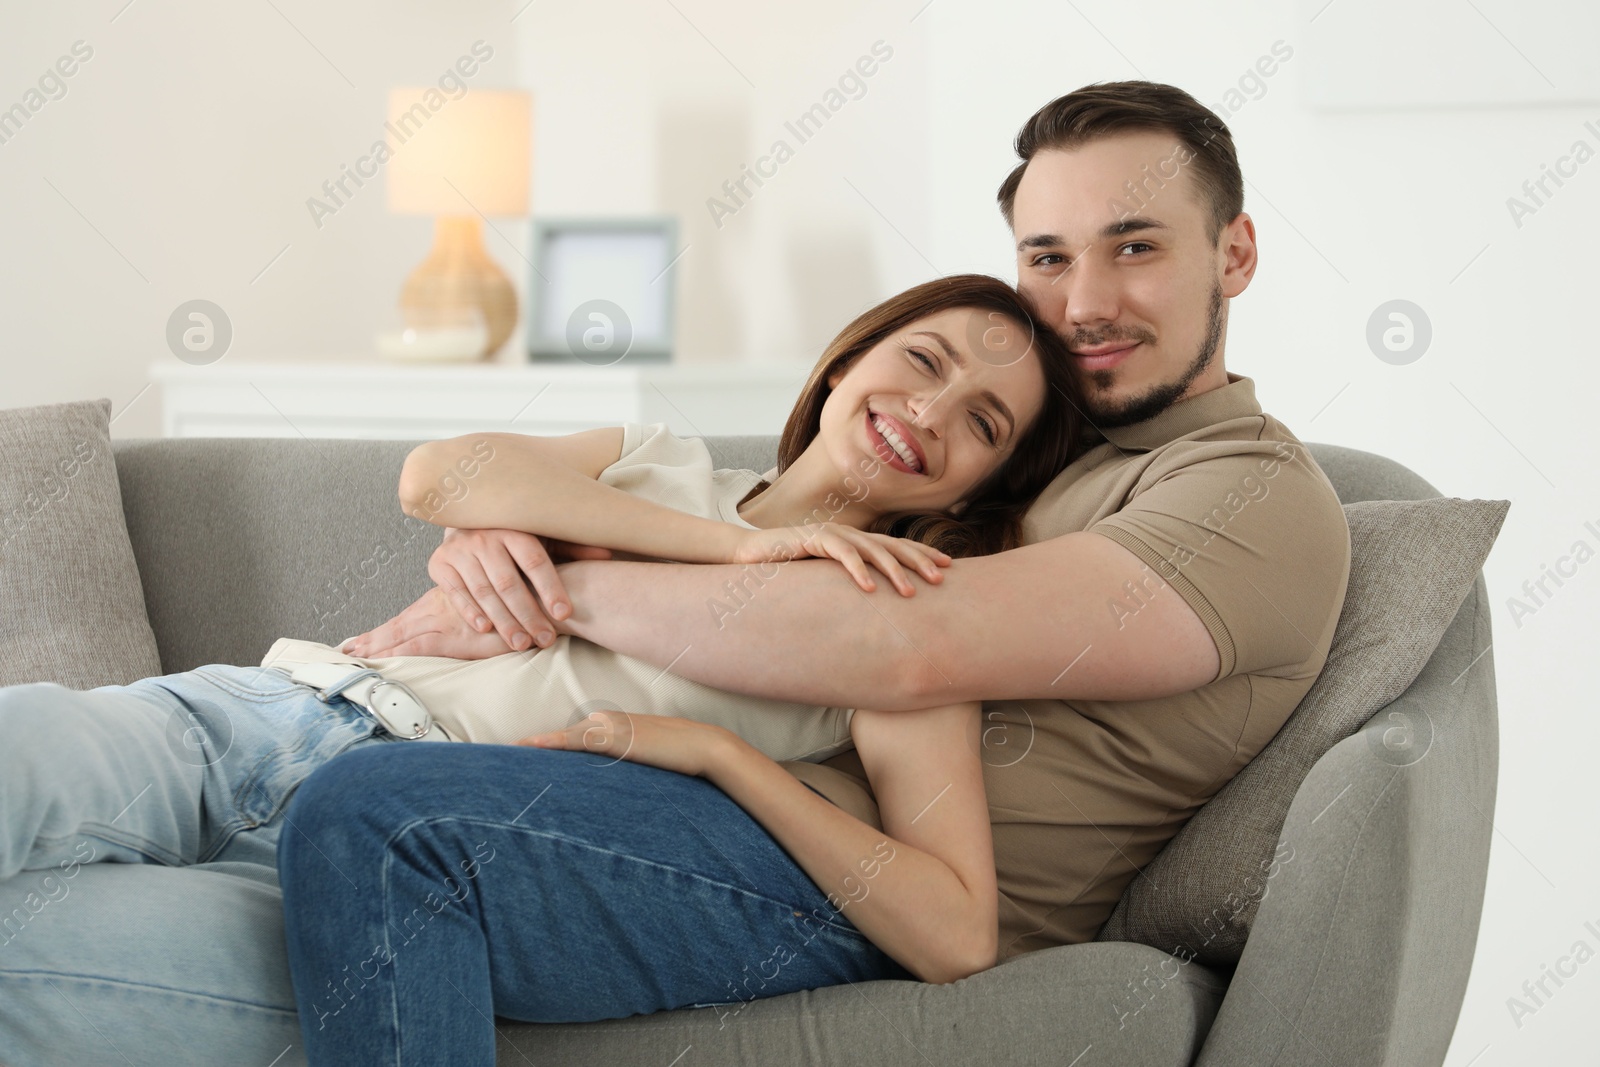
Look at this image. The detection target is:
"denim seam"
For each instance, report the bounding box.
[72,824,184,868]
[379,832,405,1067]
[189,666,306,700]
[195,816,259,866]
[0,969,297,1015]
[380,815,864,938]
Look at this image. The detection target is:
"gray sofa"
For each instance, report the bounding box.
[107,433,1497,1067]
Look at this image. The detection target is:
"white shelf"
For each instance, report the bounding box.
[149,360,813,440]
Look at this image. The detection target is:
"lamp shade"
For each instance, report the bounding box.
[386,87,531,216]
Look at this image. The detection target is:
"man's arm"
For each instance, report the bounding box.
[556,530,1220,711]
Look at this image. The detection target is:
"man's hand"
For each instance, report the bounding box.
[339,586,518,660]
[429,528,612,652]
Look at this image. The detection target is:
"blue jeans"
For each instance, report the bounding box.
[278,741,913,1066]
[0,662,390,1067]
[0,665,909,1067]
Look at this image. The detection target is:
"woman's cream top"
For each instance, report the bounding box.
[259,422,855,763]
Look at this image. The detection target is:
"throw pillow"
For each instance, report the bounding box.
[0,398,163,688]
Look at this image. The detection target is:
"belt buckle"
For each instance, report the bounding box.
[305,667,436,740]
[363,678,436,740]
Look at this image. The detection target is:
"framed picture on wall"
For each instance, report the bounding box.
[526,216,679,365]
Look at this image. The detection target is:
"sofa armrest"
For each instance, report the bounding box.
[1196,575,1497,1067]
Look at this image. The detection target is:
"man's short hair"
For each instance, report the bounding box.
[997,80,1244,245]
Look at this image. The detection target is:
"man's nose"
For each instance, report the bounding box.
[1061,254,1121,330]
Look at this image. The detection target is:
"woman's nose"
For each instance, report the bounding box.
[908,396,942,438]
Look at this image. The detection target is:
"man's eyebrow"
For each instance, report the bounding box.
[1016,232,1064,251]
[1016,216,1171,252]
[910,331,1017,442]
[1101,216,1171,240]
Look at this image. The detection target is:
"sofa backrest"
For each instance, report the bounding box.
[109,437,1424,673]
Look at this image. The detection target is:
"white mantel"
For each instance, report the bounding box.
[149,360,814,440]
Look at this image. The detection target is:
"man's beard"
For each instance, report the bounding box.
[1078,279,1225,429]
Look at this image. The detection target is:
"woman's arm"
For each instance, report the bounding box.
[525,701,997,983]
[711,702,997,982]
[350,428,955,660]
[399,428,748,564]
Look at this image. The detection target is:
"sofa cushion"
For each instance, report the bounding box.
[1095,495,1510,966]
[497,941,1227,1067]
[0,398,162,688]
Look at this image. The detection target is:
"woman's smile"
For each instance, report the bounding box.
[865,408,926,475]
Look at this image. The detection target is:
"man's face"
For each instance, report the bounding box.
[1011,130,1247,428]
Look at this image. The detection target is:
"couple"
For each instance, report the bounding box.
[0,80,1351,1067]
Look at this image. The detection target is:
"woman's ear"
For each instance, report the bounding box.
[826,351,864,392]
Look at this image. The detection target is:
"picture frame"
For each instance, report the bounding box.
[526,216,679,364]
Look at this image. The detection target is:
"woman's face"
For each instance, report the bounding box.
[819,307,1048,514]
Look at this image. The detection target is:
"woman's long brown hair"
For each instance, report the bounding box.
[738,274,1087,558]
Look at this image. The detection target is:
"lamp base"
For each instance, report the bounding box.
[399,216,517,359]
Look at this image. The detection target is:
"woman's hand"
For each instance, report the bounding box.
[518,709,737,780]
[430,528,613,652]
[732,523,951,596]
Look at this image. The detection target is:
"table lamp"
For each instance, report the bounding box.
[385,87,532,360]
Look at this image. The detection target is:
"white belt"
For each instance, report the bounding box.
[275,661,452,742]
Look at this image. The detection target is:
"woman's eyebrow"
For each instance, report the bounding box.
[913,329,964,368]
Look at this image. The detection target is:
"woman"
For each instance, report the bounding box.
[268,275,1079,765]
[0,275,1081,1067]
[277,275,1086,1065]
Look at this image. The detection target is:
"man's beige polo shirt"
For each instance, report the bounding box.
[781,372,1352,961]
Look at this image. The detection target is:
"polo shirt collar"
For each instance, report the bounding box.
[1097,372,1260,452]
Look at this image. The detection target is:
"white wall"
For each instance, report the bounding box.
[1,0,528,433]
[509,0,934,365]
[1,0,937,435]
[3,0,1597,1061]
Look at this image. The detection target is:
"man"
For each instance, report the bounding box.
[330,79,1349,984]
